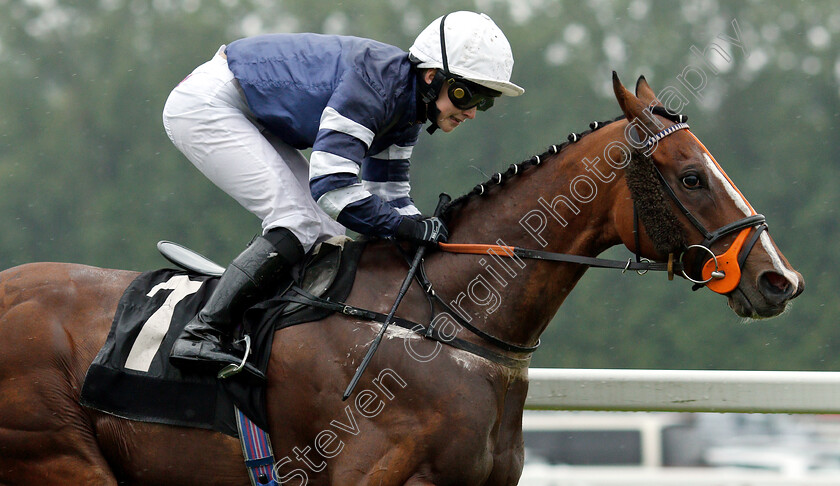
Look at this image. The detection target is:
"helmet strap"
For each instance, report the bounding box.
[425,107,441,135]
[418,69,447,134]
[419,13,452,135]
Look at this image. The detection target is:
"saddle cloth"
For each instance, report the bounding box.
[80,238,365,437]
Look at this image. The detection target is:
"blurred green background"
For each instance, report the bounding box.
[1,0,836,370]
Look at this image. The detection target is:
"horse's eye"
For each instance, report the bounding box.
[682,174,701,189]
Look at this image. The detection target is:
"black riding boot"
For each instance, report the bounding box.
[169,228,305,381]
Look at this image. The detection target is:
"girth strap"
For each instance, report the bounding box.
[235,407,278,486]
[279,286,530,368]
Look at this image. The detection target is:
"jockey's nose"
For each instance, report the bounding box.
[464,106,477,119]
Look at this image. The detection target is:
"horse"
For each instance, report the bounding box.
[0,74,803,485]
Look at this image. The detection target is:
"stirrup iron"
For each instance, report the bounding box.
[218,335,252,379]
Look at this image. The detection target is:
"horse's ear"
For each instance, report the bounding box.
[612,71,648,121]
[634,75,660,106]
[613,71,666,137]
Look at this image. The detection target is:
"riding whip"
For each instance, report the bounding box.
[343,193,451,400]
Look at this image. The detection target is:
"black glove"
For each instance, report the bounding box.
[394,216,449,246]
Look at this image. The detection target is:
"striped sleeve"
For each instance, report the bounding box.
[361,144,420,217]
[309,105,404,236]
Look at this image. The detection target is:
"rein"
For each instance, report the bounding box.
[438,243,679,275]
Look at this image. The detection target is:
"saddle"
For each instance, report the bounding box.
[159,235,355,322]
[80,237,366,437]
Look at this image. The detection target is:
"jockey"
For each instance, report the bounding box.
[162,11,524,380]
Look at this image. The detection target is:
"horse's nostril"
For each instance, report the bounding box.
[759,271,792,300]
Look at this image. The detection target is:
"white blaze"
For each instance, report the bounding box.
[701,153,799,285]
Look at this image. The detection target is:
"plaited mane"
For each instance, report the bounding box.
[442,114,688,255]
[443,115,624,217]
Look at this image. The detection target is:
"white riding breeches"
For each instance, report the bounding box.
[162,46,346,253]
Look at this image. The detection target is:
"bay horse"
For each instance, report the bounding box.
[0,74,803,485]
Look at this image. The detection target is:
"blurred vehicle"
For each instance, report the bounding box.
[518,411,840,485]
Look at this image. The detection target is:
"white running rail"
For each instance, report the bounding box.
[525,368,840,413]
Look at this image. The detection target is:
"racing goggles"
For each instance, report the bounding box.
[446,77,501,111]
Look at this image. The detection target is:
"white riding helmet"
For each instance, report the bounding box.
[409,11,524,97]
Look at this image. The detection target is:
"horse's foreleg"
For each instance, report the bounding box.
[0,373,118,485]
[0,453,117,486]
[0,393,118,485]
[0,289,118,484]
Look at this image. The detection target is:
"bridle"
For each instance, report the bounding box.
[635,114,768,294]
[439,109,769,296]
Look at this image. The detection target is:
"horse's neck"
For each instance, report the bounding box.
[427,128,625,348]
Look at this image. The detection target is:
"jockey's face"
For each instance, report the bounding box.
[424,69,478,133]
